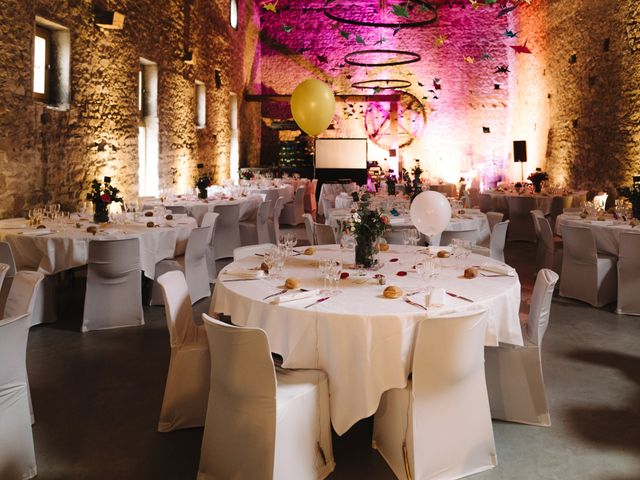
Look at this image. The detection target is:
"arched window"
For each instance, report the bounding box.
[230,0,238,29]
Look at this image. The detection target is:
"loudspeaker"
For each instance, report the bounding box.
[513,140,527,163]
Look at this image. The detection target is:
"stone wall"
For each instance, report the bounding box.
[513,0,640,189]
[0,0,262,217]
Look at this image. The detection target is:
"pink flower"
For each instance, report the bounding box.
[100,193,111,203]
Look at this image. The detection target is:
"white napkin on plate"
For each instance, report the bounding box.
[426,288,446,307]
[477,263,516,276]
[223,269,266,279]
[271,289,319,305]
[20,229,51,236]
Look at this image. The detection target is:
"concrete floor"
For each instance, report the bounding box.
[25,230,640,479]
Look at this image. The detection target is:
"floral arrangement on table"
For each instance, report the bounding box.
[240,169,255,181]
[401,167,423,202]
[385,172,397,196]
[86,176,123,224]
[194,163,212,199]
[617,183,640,219]
[348,189,389,268]
[527,169,549,192]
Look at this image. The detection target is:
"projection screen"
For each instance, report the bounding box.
[315,138,368,169]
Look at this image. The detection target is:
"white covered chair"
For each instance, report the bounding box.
[166,205,187,215]
[372,307,496,480]
[0,243,16,314]
[213,204,242,259]
[304,179,318,219]
[314,222,336,245]
[486,211,504,233]
[478,193,492,213]
[532,215,563,273]
[440,228,478,247]
[616,232,640,315]
[0,312,36,480]
[280,185,306,226]
[474,220,509,263]
[82,238,144,332]
[201,212,220,283]
[268,197,284,245]
[302,213,315,245]
[156,271,210,432]
[559,225,617,307]
[531,209,546,269]
[4,270,44,425]
[152,226,212,305]
[240,200,270,246]
[198,314,335,480]
[468,187,480,209]
[233,243,276,262]
[506,196,537,242]
[485,268,559,426]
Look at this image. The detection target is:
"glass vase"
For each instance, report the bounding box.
[93,202,109,224]
[355,234,378,269]
[197,188,208,200]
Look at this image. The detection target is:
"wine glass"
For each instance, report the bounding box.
[328,258,342,295]
[318,258,331,294]
[262,248,277,279]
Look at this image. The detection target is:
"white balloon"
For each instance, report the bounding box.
[409,191,452,236]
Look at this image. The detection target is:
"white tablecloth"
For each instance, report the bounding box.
[555,214,640,256]
[247,186,294,204]
[428,183,458,197]
[0,217,196,279]
[211,244,522,434]
[486,191,583,215]
[318,183,358,216]
[144,197,260,225]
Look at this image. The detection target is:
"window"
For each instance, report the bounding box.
[229,93,239,183]
[138,59,159,197]
[33,18,70,106]
[195,81,206,128]
[230,0,238,29]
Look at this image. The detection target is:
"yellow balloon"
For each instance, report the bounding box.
[290,79,336,136]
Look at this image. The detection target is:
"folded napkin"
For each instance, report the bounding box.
[1,222,28,229]
[477,263,516,276]
[389,217,406,226]
[271,289,319,305]
[223,269,265,279]
[426,288,446,307]
[20,229,51,236]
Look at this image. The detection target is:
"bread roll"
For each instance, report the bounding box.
[383,285,403,299]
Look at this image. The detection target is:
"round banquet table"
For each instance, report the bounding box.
[210,244,522,434]
[144,196,261,225]
[486,191,584,215]
[428,182,458,197]
[0,215,196,279]
[555,213,640,256]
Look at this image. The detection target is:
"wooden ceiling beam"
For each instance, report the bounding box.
[245,93,402,102]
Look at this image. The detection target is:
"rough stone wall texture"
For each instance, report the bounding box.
[513,0,640,189]
[0,0,262,217]
[257,2,515,184]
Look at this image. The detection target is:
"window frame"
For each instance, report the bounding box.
[33,25,51,103]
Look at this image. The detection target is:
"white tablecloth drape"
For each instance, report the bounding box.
[210,244,522,434]
[486,192,584,215]
[555,214,640,256]
[318,183,358,216]
[0,217,196,279]
[144,197,262,226]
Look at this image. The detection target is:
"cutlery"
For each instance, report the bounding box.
[446,291,474,303]
[254,253,264,257]
[303,297,330,309]
[404,297,428,311]
[480,273,510,277]
[263,289,288,300]
[222,277,262,282]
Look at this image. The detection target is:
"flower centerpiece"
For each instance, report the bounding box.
[617,183,640,219]
[385,171,397,196]
[527,168,549,193]
[349,189,389,268]
[86,176,123,224]
[402,165,423,202]
[194,163,212,199]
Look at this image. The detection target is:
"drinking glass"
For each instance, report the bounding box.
[328,258,342,295]
[318,258,331,294]
[262,248,277,279]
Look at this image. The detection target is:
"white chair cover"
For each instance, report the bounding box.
[268,197,284,245]
[488,220,509,263]
[485,269,559,426]
[4,270,44,425]
[198,314,335,480]
[302,213,315,245]
[372,307,496,480]
[280,185,306,226]
[530,210,545,269]
[616,233,640,315]
[486,211,504,233]
[152,226,212,305]
[0,313,36,480]
[468,187,480,209]
[82,238,144,332]
[0,243,16,317]
[263,189,280,219]
[240,201,271,246]
[506,196,537,242]
[233,243,276,262]
[201,212,220,283]
[0,264,8,306]
[314,222,336,245]
[440,228,478,247]
[559,225,617,307]
[533,215,562,273]
[212,204,242,259]
[166,205,187,215]
[478,193,492,213]
[156,271,210,432]
[304,179,318,218]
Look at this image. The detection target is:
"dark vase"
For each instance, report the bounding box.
[533,182,542,193]
[387,182,396,196]
[93,202,109,224]
[197,188,208,199]
[355,235,377,268]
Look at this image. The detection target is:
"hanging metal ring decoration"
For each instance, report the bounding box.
[345,50,421,67]
[324,0,437,28]
[352,79,412,90]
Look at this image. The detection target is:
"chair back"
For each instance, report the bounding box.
[304,179,318,213]
[0,313,30,386]
[213,203,240,227]
[536,216,555,254]
[478,193,492,213]
[617,232,640,315]
[200,313,277,478]
[88,237,141,279]
[4,271,44,320]
[562,225,597,265]
[166,205,187,215]
[548,197,564,222]
[294,185,305,208]
[530,209,545,238]
[0,241,17,277]
[619,232,640,268]
[526,268,559,346]
[506,196,537,241]
[213,204,242,259]
[321,197,334,218]
[314,223,336,245]
[233,243,275,261]
[201,212,220,244]
[302,214,315,245]
[486,212,504,232]
[270,197,284,243]
[255,201,271,244]
[157,271,196,348]
[185,226,212,267]
[468,188,480,209]
[490,220,509,263]
[0,264,9,293]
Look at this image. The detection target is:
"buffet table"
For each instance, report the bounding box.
[210,244,522,434]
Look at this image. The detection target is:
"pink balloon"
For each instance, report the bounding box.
[409,191,452,236]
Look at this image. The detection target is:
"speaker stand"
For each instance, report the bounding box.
[520,162,524,183]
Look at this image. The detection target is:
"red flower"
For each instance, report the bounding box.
[381,215,390,224]
[100,193,111,203]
